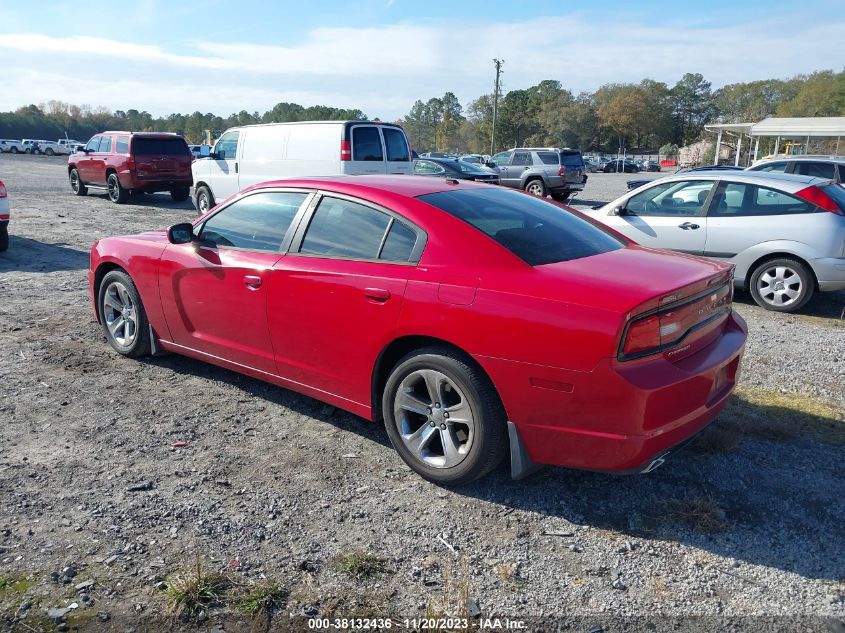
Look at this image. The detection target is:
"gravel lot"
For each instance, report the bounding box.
[1,154,843,632]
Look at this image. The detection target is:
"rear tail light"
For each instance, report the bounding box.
[557,166,567,177]
[0,182,6,198]
[126,157,136,170]
[340,140,351,161]
[795,185,843,214]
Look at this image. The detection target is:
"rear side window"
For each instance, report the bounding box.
[418,188,623,266]
[200,192,308,251]
[383,127,410,161]
[751,161,788,173]
[380,220,418,262]
[300,197,390,258]
[753,186,815,214]
[794,162,836,180]
[115,136,129,153]
[352,127,383,161]
[537,152,559,165]
[133,138,190,156]
[414,160,444,175]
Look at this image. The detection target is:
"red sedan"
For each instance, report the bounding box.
[89,176,746,484]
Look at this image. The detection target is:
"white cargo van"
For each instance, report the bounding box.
[191,121,413,212]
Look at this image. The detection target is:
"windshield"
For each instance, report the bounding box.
[418,187,624,266]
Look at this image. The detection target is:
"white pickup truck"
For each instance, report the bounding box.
[56,139,83,155]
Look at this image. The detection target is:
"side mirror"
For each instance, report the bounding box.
[486,161,497,168]
[608,206,628,216]
[167,222,195,245]
[208,151,220,160]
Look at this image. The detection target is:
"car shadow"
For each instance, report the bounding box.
[141,349,843,581]
[0,236,90,273]
[81,190,196,211]
[453,392,845,582]
[734,288,845,319]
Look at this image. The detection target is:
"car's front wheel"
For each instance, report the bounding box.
[749,258,814,312]
[98,270,151,357]
[382,347,508,485]
[107,173,128,204]
[69,168,87,196]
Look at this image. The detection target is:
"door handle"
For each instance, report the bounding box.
[678,222,700,230]
[364,287,391,302]
[235,162,239,174]
[244,275,262,289]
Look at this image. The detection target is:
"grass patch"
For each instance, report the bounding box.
[0,575,34,594]
[660,496,728,534]
[337,551,387,579]
[729,387,845,447]
[164,557,231,618]
[424,558,472,628]
[231,582,287,616]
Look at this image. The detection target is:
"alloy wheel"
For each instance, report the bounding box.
[756,265,802,308]
[70,171,80,193]
[102,281,137,347]
[108,175,120,202]
[392,369,475,469]
[526,181,544,196]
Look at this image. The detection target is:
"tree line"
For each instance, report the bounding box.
[1,69,842,152]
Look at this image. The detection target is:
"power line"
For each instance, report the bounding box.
[491,59,504,156]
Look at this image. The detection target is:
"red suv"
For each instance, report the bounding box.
[68,132,193,204]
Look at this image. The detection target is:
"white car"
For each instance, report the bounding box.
[0,178,9,251]
[0,139,23,153]
[191,121,413,213]
[55,139,83,155]
[582,170,845,312]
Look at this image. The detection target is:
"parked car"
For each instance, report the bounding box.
[56,139,83,155]
[89,176,746,484]
[191,121,413,213]
[582,159,600,173]
[0,179,8,251]
[487,147,586,201]
[414,157,499,184]
[21,140,41,154]
[747,156,844,183]
[641,160,661,172]
[603,159,640,173]
[420,152,458,159]
[0,139,23,154]
[34,140,62,156]
[583,171,845,312]
[68,132,193,204]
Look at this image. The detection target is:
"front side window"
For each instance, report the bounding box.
[98,135,113,153]
[214,131,239,160]
[512,152,532,166]
[794,161,836,180]
[352,126,384,161]
[625,180,715,217]
[85,136,102,152]
[383,127,410,161]
[414,160,444,175]
[200,191,308,251]
[418,187,623,266]
[489,151,512,167]
[300,197,390,259]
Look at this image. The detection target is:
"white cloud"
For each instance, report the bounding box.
[0,14,842,120]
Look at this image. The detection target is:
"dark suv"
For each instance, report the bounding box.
[68,132,193,204]
[488,148,586,201]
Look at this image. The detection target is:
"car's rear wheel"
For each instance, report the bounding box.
[10,147,18,154]
[0,224,8,252]
[382,347,508,485]
[69,168,87,196]
[749,257,814,312]
[107,173,128,204]
[551,191,570,202]
[524,178,547,197]
[98,270,151,357]
[45,148,55,156]
[196,185,214,213]
[170,187,190,202]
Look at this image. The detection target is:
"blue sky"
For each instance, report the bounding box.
[1,0,843,119]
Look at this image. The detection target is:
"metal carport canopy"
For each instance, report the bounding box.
[749,117,845,137]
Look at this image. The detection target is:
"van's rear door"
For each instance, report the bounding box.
[342,123,412,175]
[381,125,413,175]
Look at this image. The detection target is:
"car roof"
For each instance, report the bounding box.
[100,131,184,138]
[752,156,845,164]
[240,174,475,198]
[646,170,831,190]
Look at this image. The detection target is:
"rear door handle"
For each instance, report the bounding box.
[244,275,262,289]
[678,222,700,230]
[364,287,391,302]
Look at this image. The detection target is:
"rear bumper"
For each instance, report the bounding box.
[119,170,192,191]
[812,257,845,291]
[478,311,747,473]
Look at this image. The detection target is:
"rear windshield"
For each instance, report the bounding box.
[132,138,190,156]
[418,187,623,266]
[561,151,584,167]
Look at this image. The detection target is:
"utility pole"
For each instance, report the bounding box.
[491,59,503,156]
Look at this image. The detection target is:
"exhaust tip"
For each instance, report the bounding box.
[640,455,666,474]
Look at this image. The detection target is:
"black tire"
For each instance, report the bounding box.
[45,148,55,156]
[10,147,18,154]
[550,191,571,202]
[0,224,8,252]
[749,257,814,313]
[523,178,547,197]
[69,168,87,196]
[195,185,214,213]
[98,270,151,358]
[170,187,190,202]
[107,172,128,204]
[382,346,508,485]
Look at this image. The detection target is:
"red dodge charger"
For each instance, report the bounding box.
[89,176,746,484]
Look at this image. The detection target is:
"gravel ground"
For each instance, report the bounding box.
[0,154,843,632]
